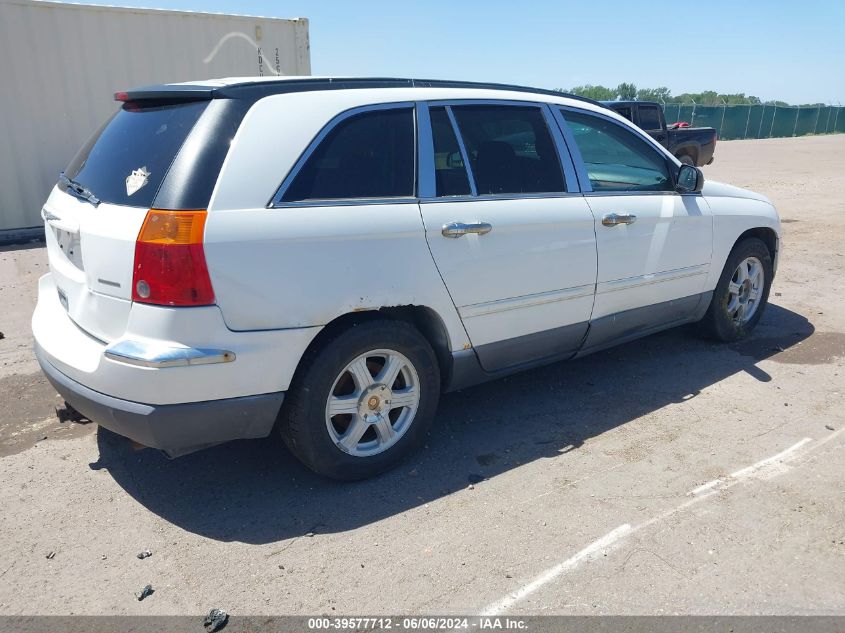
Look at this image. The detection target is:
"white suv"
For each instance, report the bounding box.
[33,77,780,479]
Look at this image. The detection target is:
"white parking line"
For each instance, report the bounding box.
[687,437,813,496]
[480,524,632,616]
[481,432,840,615]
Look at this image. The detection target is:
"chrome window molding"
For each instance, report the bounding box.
[273,197,420,209]
[268,101,417,208]
[418,191,585,205]
[553,105,682,195]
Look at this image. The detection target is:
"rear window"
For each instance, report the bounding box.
[63,101,208,208]
[282,107,415,202]
[637,106,662,131]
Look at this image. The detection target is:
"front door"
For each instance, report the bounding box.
[418,102,597,372]
[556,107,713,347]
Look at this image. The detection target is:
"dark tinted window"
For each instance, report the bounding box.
[562,110,672,192]
[430,107,471,196]
[615,106,633,122]
[283,108,414,201]
[637,106,662,130]
[64,101,208,208]
[451,106,565,195]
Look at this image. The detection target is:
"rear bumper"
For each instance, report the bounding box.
[32,272,321,404]
[36,342,283,456]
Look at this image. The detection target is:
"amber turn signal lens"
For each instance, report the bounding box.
[137,209,207,244]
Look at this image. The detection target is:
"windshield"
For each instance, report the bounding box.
[62,101,208,208]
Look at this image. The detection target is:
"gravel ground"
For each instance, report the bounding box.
[0,135,843,615]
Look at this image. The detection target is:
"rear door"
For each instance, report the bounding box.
[417,102,597,372]
[43,99,210,341]
[555,107,712,348]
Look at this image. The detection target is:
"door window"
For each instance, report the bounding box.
[561,110,673,192]
[637,105,662,131]
[282,107,414,201]
[430,107,472,196]
[450,105,565,195]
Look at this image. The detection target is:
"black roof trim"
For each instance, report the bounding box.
[119,77,602,106]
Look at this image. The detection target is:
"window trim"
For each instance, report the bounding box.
[268,101,418,208]
[418,98,582,202]
[445,105,479,197]
[553,105,684,196]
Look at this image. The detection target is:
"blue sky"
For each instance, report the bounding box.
[56,0,845,104]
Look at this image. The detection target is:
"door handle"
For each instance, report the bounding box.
[441,221,493,238]
[601,213,637,227]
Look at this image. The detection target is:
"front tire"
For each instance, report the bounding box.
[279,320,440,480]
[678,153,695,166]
[698,238,773,342]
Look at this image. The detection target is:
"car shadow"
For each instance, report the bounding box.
[95,303,814,544]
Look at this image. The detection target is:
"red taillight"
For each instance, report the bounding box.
[114,91,129,102]
[132,209,215,306]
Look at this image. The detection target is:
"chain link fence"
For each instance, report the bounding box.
[661,103,845,140]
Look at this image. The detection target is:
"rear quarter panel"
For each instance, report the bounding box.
[203,91,471,352]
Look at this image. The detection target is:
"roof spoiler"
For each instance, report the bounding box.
[114,84,215,102]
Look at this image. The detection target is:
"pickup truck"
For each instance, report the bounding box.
[602,101,717,166]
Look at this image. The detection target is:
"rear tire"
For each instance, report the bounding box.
[279,320,440,481]
[697,238,773,342]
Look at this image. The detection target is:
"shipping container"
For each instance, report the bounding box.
[0,0,310,239]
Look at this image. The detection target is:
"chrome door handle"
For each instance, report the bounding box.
[601,213,637,227]
[442,221,493,238]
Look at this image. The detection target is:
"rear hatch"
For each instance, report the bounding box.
[44,99,210,342]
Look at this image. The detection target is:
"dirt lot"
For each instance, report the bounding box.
[0,135,843,616]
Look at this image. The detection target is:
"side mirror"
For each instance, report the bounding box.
[676,164,704,193]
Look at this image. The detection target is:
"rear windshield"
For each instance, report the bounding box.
[63,101,208,208]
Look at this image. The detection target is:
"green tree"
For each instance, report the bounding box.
[615,82,637,100]
[562,84,615,100]
[636,86,671,102]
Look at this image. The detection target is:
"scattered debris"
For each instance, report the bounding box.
[101,554,107,561]
[137,549,152,560]
[825,424,836,431]
[204,608,229,632]
[0,331,4,340]
[304,531,315,538]
[134,584,154,601]
[45,551,55,560]
[468,484,475,491]
[775,292,782,297]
